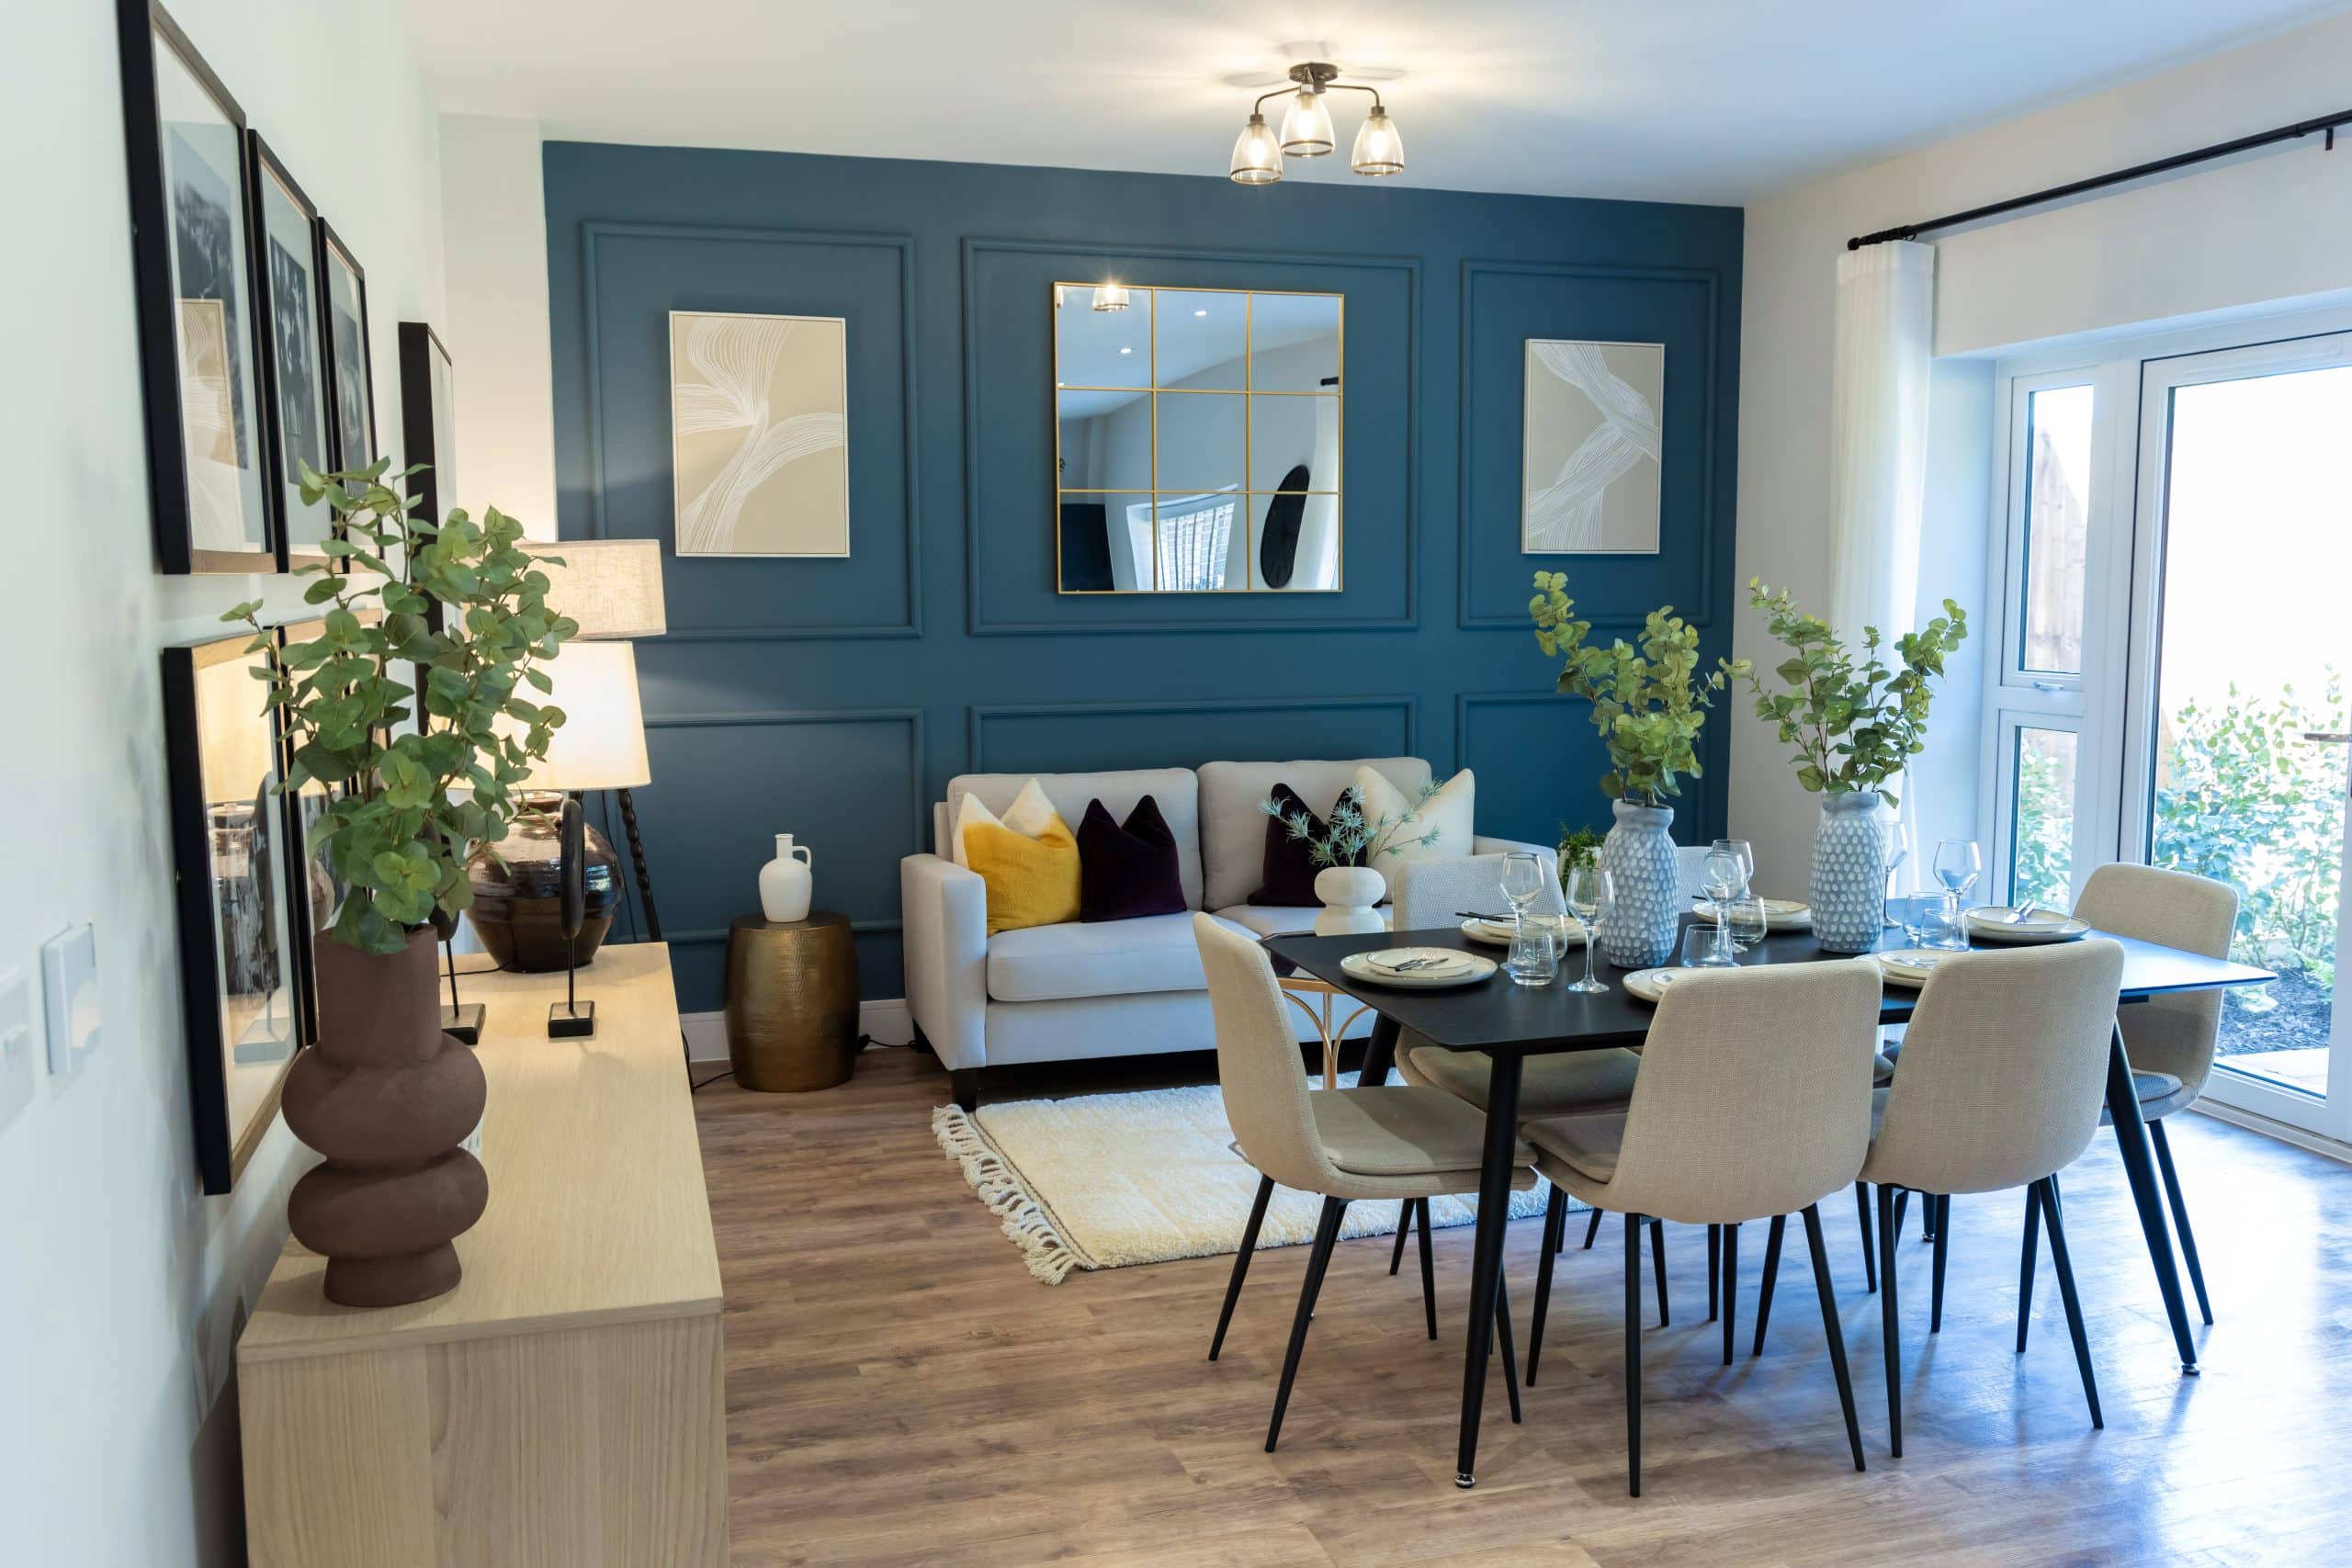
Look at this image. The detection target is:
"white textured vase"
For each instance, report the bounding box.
[1313,865,1386,937]
[758,833,815,923]
[1600,800,1679,968]
[1810,793,1886,953]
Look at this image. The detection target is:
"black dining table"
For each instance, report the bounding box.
[1262,914,2275,1490]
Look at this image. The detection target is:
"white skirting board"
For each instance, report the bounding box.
[683,998,915,1066]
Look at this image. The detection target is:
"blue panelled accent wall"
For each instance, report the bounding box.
[544,142,1743,1012]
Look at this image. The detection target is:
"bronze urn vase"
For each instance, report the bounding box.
[281,928,489,1307]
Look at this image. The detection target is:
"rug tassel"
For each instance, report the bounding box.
[932,1104,1084,1284]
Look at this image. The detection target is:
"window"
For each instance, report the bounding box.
[2018,385,2092,676]
[2007,726,2078,911]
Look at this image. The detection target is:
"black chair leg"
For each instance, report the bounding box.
[1648,1217,1670,1326]
[1266,1196,1346,1451]
[1721,1222,1740,1365]
[1930,1194,1951,1334]
[1583,1206,1603,1250]
[2035,1177,2103,1430]
[1708,1223,1722,1322]
[1625,1209,1645,1497]
[1878,1183,1903,1458]
[1530,1193,1563,1383]
[1211,1173,1274,1360]
[1894,1186,1911,1240]
[1494,1269,1523,1425]
[1753,1213,1786,1358]
[1803,1203,1866,1472]
[1856,1181,1879,1294]
[1416,1197,1438,1342]
[1389,1196,1414,1276]
[2016,1183,2040,1354]
[2150,1120,2214,1325]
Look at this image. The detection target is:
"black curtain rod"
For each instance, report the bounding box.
[1847,107,2351,250]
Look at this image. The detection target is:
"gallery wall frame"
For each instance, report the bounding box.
[668,309,853,558]
[162,628,302,1194]
[117,0,278,574]
[247,131,339,572]
[398,321,457,523]
[1520,337,1666,556]
[319,220,379,481]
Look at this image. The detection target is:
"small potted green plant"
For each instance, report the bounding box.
[1731,579,1968,952]
[1258,780,1443,934]
[1530,571,1746,965]
[223,460,576,1306]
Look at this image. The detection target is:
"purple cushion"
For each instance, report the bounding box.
[1077,795,1187,922]
[1250,781,1363,907]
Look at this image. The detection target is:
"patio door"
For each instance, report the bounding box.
[2118,334,2352,1140]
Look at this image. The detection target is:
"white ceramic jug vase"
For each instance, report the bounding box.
[759,834,815,924]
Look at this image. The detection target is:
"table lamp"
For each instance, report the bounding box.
[520,540,669,941]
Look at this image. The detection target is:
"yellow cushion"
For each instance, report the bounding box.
[963,814,1082,935]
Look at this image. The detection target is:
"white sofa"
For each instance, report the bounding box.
[900,758,1552,1108]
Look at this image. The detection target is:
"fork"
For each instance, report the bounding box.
[2004,905,2045,924]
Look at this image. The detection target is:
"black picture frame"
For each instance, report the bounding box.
[318,220,379,479]
[117,0,279,574]
[162,630,302,1194]
[247,132,340,573]
[398,321,458,522]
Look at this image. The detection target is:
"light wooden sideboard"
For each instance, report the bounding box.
[237,943,729,1566]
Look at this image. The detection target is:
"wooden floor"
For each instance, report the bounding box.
[696,1045,2352,1567]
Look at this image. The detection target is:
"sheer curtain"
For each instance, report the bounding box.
[1827,240,1937,845]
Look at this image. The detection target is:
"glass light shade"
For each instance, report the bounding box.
[522,538,666,640]
[1229,115,1283,185]
[505,641,650,791]
[1091,283,1131,312]
[1351,107,1404,176]
[1279,89,1335,156]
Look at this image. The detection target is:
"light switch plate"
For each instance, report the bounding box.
[40,923,100,1076]
[0,967,32,1130]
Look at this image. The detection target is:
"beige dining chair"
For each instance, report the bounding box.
[1193,915,1539,1451]
[2010,863,2236,1340]
[1521,960,1885,1495]
[1860,939,2127,1456]
[1379,855,1670,1317]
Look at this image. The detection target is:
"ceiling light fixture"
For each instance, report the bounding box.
[1227,62,1404,186]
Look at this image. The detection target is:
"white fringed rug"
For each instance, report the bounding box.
[931,1075,1562,1284]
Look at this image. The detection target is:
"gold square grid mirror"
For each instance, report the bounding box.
[1054,284,1341,593]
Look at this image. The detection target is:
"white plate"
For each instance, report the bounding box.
[1873,948,1950,988]
[1966,907,2091,944]
[1340,947,1498,989]
[1460,915,1589,948]
[1623,967,1684,1003]
[1692,895,1814,931]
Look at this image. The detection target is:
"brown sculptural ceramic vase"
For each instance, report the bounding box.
[282,929,489,1307]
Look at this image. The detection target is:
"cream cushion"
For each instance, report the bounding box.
[1405,1043,1641,1117]
[988,912,1250,1002]
[1352,765,1475,897]
[952,777,1057,869]
[1196,758,1430,911]
[1312,1086,1536,1178]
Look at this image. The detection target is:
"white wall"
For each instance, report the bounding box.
[1730,10,2352,875]
[0,2,445,1562]
[438,113,559,538]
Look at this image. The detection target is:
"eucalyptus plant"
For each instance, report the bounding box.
[1731,578,1968,807]
[1259,780,1444,870]
[224,460,577,955]
[1529,571,1745,807]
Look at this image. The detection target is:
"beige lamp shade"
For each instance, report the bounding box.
[525,538,667,641]
[508,641,651,791]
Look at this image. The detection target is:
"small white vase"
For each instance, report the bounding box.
[1312,865,1386,936]
[758,833,815,923]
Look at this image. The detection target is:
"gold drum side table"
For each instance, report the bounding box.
[724,910,860,1091]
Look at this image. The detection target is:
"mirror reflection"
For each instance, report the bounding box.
[1053,284,1341,593]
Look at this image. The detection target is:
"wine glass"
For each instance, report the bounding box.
[1710,839,1756,895]
[1724,894,1770,953]
[1881,819,1912,925]
[1499,852,1549,982]
[1563,863,1613,994]
[1700,848,1746,938]
[1933,839,1982,933]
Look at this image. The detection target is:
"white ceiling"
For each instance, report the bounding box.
[402,0,2352,203]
